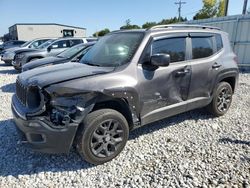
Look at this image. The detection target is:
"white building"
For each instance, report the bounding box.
[8,23,86,41]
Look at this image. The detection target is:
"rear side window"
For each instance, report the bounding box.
[152,37,186,63]
[192,37,213,59]
[215,34,223,51]
[86,38,98,42]
[70,39,83,46]
[51,40,70,49]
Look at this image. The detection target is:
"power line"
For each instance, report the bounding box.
[175,0,186,21]
[242,0,248,14]
[224,0,229,16]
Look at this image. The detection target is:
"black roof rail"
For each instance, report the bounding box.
[148,24,221,31]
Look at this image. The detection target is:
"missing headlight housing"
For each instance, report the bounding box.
[27,86,41,109]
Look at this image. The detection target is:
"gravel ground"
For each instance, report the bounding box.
[0,60,249,188]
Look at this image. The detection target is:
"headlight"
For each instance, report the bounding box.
[5,52,15,59]
[26,86,41,109]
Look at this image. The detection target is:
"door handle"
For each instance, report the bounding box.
[176,69,190,77]
[212,63,222,69]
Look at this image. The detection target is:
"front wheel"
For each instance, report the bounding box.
[207,82,233,116]
[76,109,129,165]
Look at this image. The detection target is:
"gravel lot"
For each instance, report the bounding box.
[0,60,249,188]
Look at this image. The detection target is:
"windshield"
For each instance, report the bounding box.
[36,39,55,49]
[80,32,144,67]
[21,41,32,47]
[57,44,85,59]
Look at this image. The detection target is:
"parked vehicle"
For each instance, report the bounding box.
[82,37,98,43]
[12,38,84,70]
[12,25,239,165]
[22,42,95,72]
[1,38,52,64]
[0,40,26,54]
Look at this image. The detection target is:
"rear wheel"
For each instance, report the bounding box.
[207,82,233,116]
[76,109,129,165]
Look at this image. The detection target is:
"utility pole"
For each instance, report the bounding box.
[175,0,186,21]
[224,0,229,16]
[242,0,248,14]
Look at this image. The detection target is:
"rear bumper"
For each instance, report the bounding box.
[11,95,79,154]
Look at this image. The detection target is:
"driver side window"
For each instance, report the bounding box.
[152,37,186,63]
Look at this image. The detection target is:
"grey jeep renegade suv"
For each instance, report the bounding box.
[12,24,239,165]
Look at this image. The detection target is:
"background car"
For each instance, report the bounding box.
[22,42,95,72]
[0,40,26,54]
[82,37,98,43]
[12,37,84,70]
[1,38,52,64]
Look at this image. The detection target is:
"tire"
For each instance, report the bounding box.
[76,109,129,165]
[207,82,233,117]
[14,66,21,72]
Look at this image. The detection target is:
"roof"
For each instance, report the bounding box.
[110,24,223,35]
[9,23,86,30]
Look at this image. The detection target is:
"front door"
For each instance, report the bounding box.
[138,34,192,125]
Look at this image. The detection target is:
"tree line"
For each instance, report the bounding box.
[93,0,226,37]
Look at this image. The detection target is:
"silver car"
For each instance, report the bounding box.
[1,38,51,64]
[12,37,84,69]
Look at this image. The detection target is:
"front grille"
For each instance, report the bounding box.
[16,79,27,106]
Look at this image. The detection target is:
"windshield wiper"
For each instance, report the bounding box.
[57,55,65,58]
[84,62,100,67]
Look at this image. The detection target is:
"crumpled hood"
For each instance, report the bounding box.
[5,47,20,53]
[22,56,68,71]
[18,63,115,88]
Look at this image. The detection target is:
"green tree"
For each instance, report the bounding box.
[142,22,157,29]
[217,0,225,17]
[93,28,110,37]
[141,17,187,29]
[158,17,187,25]
[120,19,141,30]
[193,0,225,20]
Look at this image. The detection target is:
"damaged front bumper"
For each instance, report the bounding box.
[11,95,88,154]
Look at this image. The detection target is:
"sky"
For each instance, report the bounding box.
[0,0,247,37]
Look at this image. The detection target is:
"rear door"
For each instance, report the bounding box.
[187,32,223,110]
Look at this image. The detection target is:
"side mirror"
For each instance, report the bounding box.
[150,54,170,67]
[47,46,52,52]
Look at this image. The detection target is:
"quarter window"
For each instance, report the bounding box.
[152,38,186,63]
[215,34,223,51]
[192,37,213,59]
